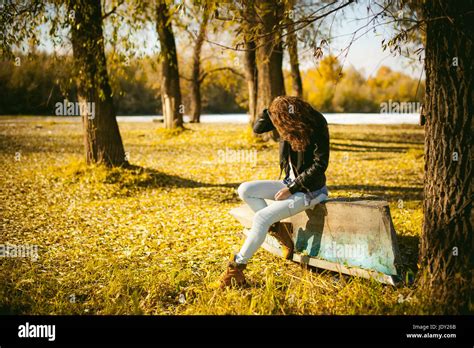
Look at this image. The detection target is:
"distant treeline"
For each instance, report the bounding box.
[0,53,424,115]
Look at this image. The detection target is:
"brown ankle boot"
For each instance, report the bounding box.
[219,255,247,288]
[268,222,294,260]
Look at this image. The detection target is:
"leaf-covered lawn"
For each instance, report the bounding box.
[0,117,425,314]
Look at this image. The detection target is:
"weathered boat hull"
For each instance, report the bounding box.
[229,198,401,285]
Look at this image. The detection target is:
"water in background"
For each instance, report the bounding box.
[116,113,420,125]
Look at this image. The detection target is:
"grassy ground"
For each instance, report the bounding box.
[0,117,426,314]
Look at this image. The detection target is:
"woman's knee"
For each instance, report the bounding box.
[237,181,253,200]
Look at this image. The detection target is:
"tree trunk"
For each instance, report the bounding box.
[241,4,258,125]
[286,1,303,98]
[156,0,183,128]
[190,11,209,123]
[69,0,126,166]
[418,0,473,314]
[244,41,258,125]
[255,0,286,139]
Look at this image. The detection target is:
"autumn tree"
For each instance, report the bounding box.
[213,0,285,127]
[372,0,473,313]
[221,0,286,140]
[229,0,352,126]
[188,4,211,123]
[254,0,286,121]
[417,0,473,314]
[1,0,127,166]
[304,55,342,111]
[156,0,183,128]
[240,2,259,124]
[367,0,473,313]
[69,0,127,166]
[285,0,303,98]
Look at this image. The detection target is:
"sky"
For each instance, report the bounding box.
[331,3,423,78]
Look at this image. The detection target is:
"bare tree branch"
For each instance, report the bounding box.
[204,0,355,52]
[199,67,244,83]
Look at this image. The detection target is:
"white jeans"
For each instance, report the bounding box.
[235,180,328,264]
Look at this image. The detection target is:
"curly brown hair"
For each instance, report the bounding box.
[268,96,320,152]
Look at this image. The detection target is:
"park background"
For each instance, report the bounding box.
[1,0,471,315]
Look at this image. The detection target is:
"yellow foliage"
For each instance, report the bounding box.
[301,55,424,112]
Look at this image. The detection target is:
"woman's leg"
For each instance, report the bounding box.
[236,191,312,264]
[219,180,286,287]
[237,180,286,212]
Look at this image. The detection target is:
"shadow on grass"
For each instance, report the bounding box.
[0,293,32,315]
[121,164,240,190]
[347,137,424,146]
[327,184,423,201]
[330,142,410,153]
[396,234,420,280]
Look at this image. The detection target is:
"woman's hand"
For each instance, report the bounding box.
[274,187,291,200]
